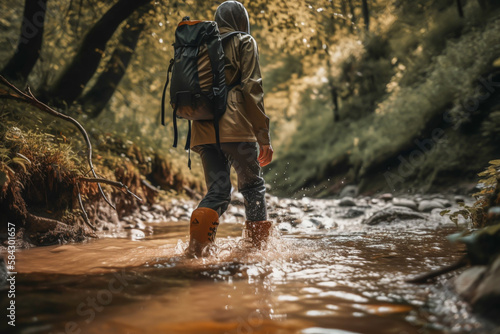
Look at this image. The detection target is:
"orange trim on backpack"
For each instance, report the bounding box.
[178,20,203,26]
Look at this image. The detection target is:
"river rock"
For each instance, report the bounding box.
[339,185,358,198]
[299,218,325,229]
[378,193,393,201]
[110,212,120,225]
[340,208,365,219]
[277,222,292,232]
[454,266,487,300]
[432,198,452,208]
[283,216,302,226]
[392,198,418,211]
[179,214,191,221]
[151,204,166,213]
[230,192,245,206]
[470,256,500,319]
[128,229,145,239]
[142,212,154,221]
[418,200,445,212]
[268,212,279,219]
[135,221,146,230]
[339,197,356,207]
[454,196,466,204]
[362,207,426,225]
[267,195,280,208]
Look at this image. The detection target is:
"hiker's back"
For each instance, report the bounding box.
[190,0,270,149]
[190,32,262,149]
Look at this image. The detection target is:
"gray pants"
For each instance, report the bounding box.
[195,142,267,221]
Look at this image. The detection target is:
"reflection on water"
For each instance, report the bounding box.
[2,219,494,334]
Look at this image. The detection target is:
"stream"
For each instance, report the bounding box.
[1,196,495,334]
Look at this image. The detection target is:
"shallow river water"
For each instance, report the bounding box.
[2,199,495,334]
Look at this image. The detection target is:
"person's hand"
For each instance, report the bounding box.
[258,144,273,167]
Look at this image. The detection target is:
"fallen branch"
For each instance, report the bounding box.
[183,185,201,199]
[79,177,143,202]
[0,75,115,209]
[0,75,142,229]
[141,178,160,193]
[76,182,95,231]
[405,255,468,284]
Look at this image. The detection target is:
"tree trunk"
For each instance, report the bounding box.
[362,0,370,31]
[1,0,48,83]
[456,0,464,18]
[78,13,146,118]
[340,0,348,27]
[44,0,151,107]
[347,0,357,32]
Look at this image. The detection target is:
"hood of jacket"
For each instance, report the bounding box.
[214,1,250,35]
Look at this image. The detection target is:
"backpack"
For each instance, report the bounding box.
[161,16,248,168]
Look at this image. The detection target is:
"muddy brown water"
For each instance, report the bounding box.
[1,209,495,334]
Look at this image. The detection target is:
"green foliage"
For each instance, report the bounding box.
[481,109,500,141]
[444,159,500,228]
[2,0,499,199]
[268,0,500,197]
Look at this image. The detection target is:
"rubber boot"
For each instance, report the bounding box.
[187,207,219,257]
[245,220,273,249]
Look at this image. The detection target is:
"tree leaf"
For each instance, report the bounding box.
[440,209,450,216]
[12,157,27,173]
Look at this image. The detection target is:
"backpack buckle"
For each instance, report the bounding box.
[213,86,221,96]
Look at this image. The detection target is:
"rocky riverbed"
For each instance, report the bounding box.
[90,190,499,326]
[103,192,469,239]
[3,189,499,327]
[4,190,500,333]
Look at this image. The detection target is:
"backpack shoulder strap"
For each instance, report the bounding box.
[161,58,174,126]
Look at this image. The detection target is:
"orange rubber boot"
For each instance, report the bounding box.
[245,220,273,249]
[187,207,219,257]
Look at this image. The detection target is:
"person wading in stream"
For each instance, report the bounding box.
[186,1,273,256]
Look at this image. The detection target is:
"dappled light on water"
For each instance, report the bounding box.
[11,220,491,334]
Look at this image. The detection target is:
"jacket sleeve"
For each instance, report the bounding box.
[239,36,271,146]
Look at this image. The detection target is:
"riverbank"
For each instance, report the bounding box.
[0,102,204,248]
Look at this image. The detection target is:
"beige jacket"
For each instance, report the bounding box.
[191,2,270,149]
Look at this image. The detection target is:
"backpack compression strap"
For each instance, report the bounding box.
[161,58,174,126]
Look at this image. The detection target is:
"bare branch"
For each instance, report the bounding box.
[79,177,143,202]
[141,179,159,193]
[0,75,116,209]
[0,76,143,231]
[77,182,96,231]
[405,255,468,284]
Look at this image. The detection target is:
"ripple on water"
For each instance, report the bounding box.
[11,221,495,334]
